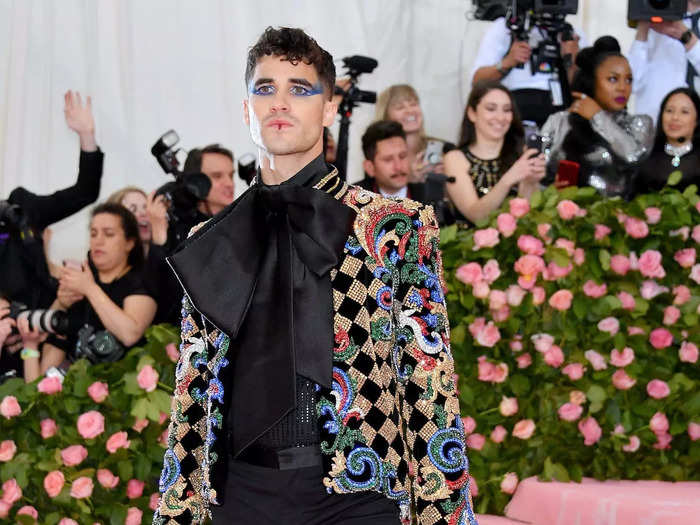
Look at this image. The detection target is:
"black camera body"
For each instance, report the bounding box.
[628,0,687,21]
[9,301,69,336]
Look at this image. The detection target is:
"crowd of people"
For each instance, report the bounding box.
[2,11,700,385]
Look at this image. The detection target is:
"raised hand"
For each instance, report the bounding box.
[64,90,97,151]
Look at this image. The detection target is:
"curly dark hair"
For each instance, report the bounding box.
[361,120,406,160]
[457,80,524,175]
[245,27,336,100]
[570,36,624,99]
[651,87,700,154]
[90,202,144,269]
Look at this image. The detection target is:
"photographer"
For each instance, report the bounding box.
[471,7,585,126]
[1,91,103,310]
[628,1,700,122]
[146,144,235,325]
[28,203,156,382]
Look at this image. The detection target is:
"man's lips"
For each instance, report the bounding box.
[267,119,292,129]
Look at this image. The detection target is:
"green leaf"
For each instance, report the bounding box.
[110,506,128,525]
[451,324,466,345]
[117,460,133,481]
[510,375,531,396]
[150,389,173,413]
[440,224,457,245]
[132,397,149,420]
[667,170,683,186]
[530,190,543,208]
[598,250,611,271]
[587,385,607,403]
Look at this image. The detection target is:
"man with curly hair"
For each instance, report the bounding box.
[155,26,476,525]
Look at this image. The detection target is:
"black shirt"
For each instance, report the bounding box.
[636,150,700,193]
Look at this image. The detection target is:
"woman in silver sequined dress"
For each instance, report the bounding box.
[541,36,654,198]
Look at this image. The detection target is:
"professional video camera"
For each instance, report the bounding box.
[335,55,378,181]
[151,130,212,234]
[237,152,257,185]
[628,0,687,23]
[9,301,69,335]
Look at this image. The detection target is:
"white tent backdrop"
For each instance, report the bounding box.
[0,0,635,262]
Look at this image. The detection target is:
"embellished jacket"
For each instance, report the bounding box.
[154,173,476,525]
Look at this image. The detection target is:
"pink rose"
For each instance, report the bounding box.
[557,200,581,220]
[514,255,545,289]
[517,235,545,255]
[16,506,38,519]
[492,363,509,383]
[628,326,645,336]
[675,248,697,268]
[149,493,161,511]
[688,422,700,441]
[132,418,149,433]
[649,412,669,434]
[87,381,109,403]
[617,291,636,310]
[489,290,507,311]
[612,369,637,390]
[625,217,649,238]
[165,342,180,363]
[500,472,519,495]
[61,445,88,467]
[461,416,476,435]
[137,365,159,393]
[562,363,585,380]
[544,345,565,368]
[70,476,94,499]
[499,396,518,417]
[582,280,607,298]
[549,290,573,311]
[126,479,145,499]
[469,475,479,498]
[516,353,532,369]
[644,207,662,224]
[0,396,21,419]
[531,286,546,305]
[512,419,536,440]
[649,328,673,349]
[2,478,21,504]
[594,224,611,240]
[0,440,16,462]
[578,417,602,446]
[691,264,700,284]
[570,390,586,405]
[585,350,607,370]
[510,339,523,352]
[555,238,575,255]
[490,425,507,443]
[693,224,700,243]
[126,507,143,525]
[537,223,552,242]
[680,341,699,363]
[0,501,11,519]
[646,379,670,399]
[597,317,620,336]
[468,318,486,337]
[44,471,65,498]
[106,431,131,454]
[610,347,635,367]
[671,226,691,240]
[531,333,554,353]
[473,228,500,250]
[40,418,58,439]
[58,520,78,525]
[663,306,681,326]
[475,322,501,348]
[472,280,490,299]
[97,469,120,489]
[673,285,691,305]
[37,376,63,395]
[622,435,641,452]
[77,410,105,440]
[506,285,527,306]
[574,248,585,266]
[466,433,485,451]
[509,197,530,217]
[640,280,669,300]
[544,261,573,280]
[610,255,631,275]
[482,260,501,283]
[638,250,666,278]
[653,432,673,450]
[492,305,510,323]
[456,263,482,286]
[497,212,517,237]
[558,402,583,422]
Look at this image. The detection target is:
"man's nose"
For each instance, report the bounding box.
[270,90,290,112]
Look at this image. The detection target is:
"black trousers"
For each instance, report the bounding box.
[211,458,401,524]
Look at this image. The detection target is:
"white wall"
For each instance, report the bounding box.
[0,0,638,262]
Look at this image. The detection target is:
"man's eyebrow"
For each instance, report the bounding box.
[289,78,314,88]
[253,78,274,88]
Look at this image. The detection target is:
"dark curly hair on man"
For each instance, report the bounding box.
[245,27,336,100]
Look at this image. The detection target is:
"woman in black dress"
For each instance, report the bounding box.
[637,87,700,193]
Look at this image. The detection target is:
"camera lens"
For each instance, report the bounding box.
[649,0,670,8]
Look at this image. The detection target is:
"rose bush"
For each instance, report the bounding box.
[0,325,178,524]
[441,184,700,514]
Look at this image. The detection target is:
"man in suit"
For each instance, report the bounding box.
[155,26,475,525]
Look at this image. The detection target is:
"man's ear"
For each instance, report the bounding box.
[322,99,338,127]
[363,159,376,178]
[243,99,250,127]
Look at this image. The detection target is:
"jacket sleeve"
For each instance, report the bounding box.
[154,294,216,525]
[392,204,477,525]
[9,149,103,230]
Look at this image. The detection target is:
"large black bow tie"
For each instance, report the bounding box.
[168,169,355,455]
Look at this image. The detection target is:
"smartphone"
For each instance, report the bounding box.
[424,140,444,165]
[62,259,82,271]
[526,133,551,154]
[555,160,580,188]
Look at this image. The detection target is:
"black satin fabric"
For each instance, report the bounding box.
[167,155,356,457]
